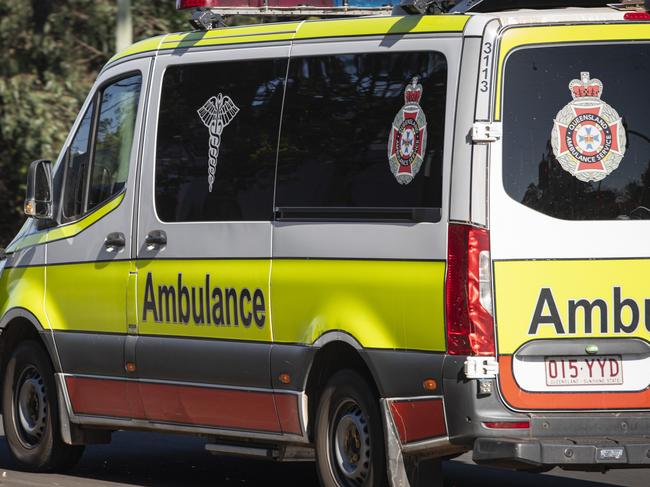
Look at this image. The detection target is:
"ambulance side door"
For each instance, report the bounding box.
[134,46,288,433]
[46,58,150,416]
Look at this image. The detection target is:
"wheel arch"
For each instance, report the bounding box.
[304,332,384,442]
[0,308,58,383]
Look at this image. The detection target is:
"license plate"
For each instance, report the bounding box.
[545,355,623,386]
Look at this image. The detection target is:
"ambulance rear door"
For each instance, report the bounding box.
[490,25,650,412]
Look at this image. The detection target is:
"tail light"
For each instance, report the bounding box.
[482,421,529,430]
[445,224,495,356]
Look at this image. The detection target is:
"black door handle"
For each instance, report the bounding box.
[104,232,125,251]
[145,230,167,246]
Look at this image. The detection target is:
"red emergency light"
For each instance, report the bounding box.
[177,0,219,8]
[177,0,338,8]
[624,11,650,20]
[176,0,394,29]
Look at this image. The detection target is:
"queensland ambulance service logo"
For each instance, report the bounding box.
[197,93,240,192]
[388,77,428,185]
[551,72,626,182]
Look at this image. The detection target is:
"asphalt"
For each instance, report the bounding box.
[0,428,647,486]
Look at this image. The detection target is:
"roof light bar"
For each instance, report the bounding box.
[176,0,394,26]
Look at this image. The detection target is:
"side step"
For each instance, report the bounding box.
[205,443,314,462]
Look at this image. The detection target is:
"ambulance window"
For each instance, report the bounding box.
[155,58,286,222]
[503,43,650,220]
[62,101,94,220]
[275,51,446,221]
[87,74,142,211]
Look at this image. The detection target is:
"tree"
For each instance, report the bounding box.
[0,0,187,245]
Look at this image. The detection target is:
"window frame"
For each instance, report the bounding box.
[59,70,142,225]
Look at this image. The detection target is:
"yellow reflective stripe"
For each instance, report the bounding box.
[294,15,468,40]
[109,15,468,63]
[0,265,49,330]
[6,231,47,253]
[272,259,446,351]
[108,35,166,64]
[46,260,132,334]
[8,257,446,351]
[161,22,301,49]
[47,193,125,241]
[6,193,125,253]
[494,259,650,354]
[495,24,650,120]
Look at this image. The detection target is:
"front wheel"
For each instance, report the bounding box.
[315,370,387,487]
[2,340,84,471]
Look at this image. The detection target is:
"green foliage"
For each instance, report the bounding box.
[0,0,187,245]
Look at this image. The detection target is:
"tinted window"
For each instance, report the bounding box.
[275,52,447,219]
[503,44,650,220]
[87,75,141,210]
[155,59,287,222]
[63,102,94,219]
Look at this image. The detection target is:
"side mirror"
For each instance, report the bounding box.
[24,159,53,219]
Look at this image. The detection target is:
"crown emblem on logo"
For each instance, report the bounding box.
[404,77,423,104]
[569,72,603,99]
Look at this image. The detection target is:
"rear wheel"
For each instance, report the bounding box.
[315,370,387,487]
[2,340,84,471]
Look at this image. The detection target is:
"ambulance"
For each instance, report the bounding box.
[2,0,650,485]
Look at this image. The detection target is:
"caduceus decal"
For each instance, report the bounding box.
[197,93,240,192]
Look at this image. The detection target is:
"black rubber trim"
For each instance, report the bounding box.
[362,348,446,398]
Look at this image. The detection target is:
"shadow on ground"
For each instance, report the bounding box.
[0,431,638,486]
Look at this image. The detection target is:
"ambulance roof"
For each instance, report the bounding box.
[106,6,632,67]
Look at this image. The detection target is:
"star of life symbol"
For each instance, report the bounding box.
[197,93,240,192]
[388,77,428,185]
[551,72,626,182]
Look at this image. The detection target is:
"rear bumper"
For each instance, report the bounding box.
[473,436,650,468]
[443,355,650,469]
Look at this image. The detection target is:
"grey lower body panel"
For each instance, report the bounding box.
[136,334,272,388]
[363,349,445,398]
[53,330,125,377]
[474,436,650,468]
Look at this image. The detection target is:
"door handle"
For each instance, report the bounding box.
[145,230,167,246]
[104,232,125,252]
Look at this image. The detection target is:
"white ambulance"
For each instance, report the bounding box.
[2,0,650,485]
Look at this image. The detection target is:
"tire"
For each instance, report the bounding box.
[2,340,84,472]
[315,370,388,487]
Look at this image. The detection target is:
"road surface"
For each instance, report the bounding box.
[0,428,646,486]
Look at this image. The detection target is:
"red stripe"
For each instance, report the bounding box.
[66,377,301,434]
[274,393,302,435]
[499,356,650,410]
[389,398,446,444]
[66,377,144,419]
